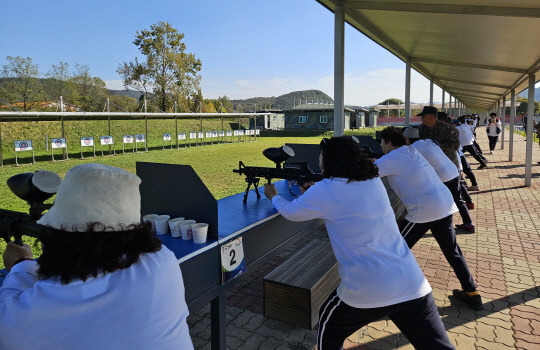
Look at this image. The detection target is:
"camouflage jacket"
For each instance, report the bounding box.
[419,121,461,168]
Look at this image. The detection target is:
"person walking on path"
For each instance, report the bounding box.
[403,127,475,233]
[264,137,455,350]
[375,127,483,311]
[486,112,502,153]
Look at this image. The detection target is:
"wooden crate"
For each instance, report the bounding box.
[263,241,340,329]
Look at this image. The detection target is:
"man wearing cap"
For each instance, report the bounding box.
[403,127,475,233]
[418,107,461,169]
[0,164,194,350]
[375,127,482,310]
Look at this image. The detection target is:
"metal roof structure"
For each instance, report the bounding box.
[316,0,540,111]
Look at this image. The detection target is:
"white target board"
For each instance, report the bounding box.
[14,140,33,151]
[123,135,134,144]
[178,133,186,140]
[198,132,204,139]
[81,137,94,147]
[51,138,67,149]
[219,130,225,137]
[100,136,114,145]
[227,130,232,137]
[163,133,172,141]
[189,132,197,139]
[135,134,146,143]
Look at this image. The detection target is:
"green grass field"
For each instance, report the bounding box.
[0,128,379,269]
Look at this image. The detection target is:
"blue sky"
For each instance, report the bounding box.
[1,0,447,106]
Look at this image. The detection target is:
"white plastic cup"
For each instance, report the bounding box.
[154,215,171,235]
[168,218,185,238]
[191,223,209,244]
[142,214,159,233]
[180,220,196,240]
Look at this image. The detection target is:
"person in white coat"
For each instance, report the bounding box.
[486,112,502,153]
[0,163,194,350]
[264,137,455,350]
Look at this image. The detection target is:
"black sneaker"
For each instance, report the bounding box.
[477,164,488,170]
[452,289,483,310]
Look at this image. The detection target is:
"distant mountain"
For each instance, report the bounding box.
[231,89,333,111]
[518,89,540,101]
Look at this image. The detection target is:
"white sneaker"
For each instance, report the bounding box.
[489,151,493,154]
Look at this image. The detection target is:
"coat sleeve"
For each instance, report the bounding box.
[272,184,327,221]
[0,261,39,306]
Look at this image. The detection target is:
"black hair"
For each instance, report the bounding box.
[319,137,378,182]
[490,112,497,116]
[38,222,161,284]
[380,126,406,147]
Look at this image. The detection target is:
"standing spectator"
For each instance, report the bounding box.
[521,112,527,137]
[486,113,502,153]
[0,164,194,350]
[264,137,455,350]
[376,127,483,311]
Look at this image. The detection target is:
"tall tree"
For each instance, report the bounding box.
[1,56,42,111]
[117,21,202,112]
[70,64,108,111]
[46,62,72,102]
[378,98,405,117]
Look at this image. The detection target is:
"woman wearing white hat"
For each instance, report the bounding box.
[0,163,193,350]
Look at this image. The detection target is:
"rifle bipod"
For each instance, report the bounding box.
[243,176,261,203]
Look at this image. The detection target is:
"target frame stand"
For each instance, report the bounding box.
[80,137,96,159]
[135,134,146,153]
[100,135,116,156]
[226,130,232,143]
[123,135,135,154]
[51,137,69,162]
[178,132,187,149]
[163,133,172,150]
[14,140,36,166]
[198,131,204,147]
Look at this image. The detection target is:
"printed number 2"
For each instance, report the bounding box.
[229,249,236,266]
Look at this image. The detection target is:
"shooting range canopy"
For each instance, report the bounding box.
[316,0,540,111]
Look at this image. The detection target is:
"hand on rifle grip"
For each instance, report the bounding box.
[3,241,33,271]
[264,183,278,200]
[300,181,315,194]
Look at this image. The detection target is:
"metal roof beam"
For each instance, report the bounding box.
[438,77,510,89]
[342,1,540,18]
[452,95,496,103]
[412,57,527,74]
[447,91,499,101]
[441,87,502,97]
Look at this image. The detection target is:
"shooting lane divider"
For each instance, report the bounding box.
[135,134,146,153]
[51,137,68,162]
[163,133,172,150]
[14,140,35,166]
[123,135,134,154]
[100,136,116,156]
[80,137,96,159]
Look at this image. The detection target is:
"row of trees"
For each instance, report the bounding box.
[0,22,235,114]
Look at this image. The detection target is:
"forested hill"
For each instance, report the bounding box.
[231,90,333,111]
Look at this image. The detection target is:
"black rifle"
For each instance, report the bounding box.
[233,146,323,203]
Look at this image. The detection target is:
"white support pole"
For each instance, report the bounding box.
[501,96,506,149]
[333,5,345,136]
[525,74,535,187]
[405,58,411,127]
[442,89,445,112]
[458,100,461,116]
[509,89,515,161]
[429,79,434,106]
[449,95,452,116]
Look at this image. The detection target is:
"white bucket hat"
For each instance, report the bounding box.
[403,127,420,139]
[37,163,141,232]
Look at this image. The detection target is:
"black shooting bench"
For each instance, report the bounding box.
[262,143,406,330]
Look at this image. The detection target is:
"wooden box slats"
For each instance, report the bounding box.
[263,241,340,329]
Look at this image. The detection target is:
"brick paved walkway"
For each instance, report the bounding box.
[187,131,540,349]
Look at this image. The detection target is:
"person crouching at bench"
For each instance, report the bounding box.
[0,163,194,350]
[264,137,454,350]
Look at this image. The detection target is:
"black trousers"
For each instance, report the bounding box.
[473,139,483,154]
[444,177,472,225]
[488,135,499,151]
[460,180,472,204]
[317,291,454,350]
[460,155,477,186]
[462,144,487,166]
[399,215,477,293]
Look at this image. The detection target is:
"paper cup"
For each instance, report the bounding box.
[154,215,171,235]
[142,214,159,233]
[168,218,185,238]
[191,223,209,244]
[180,220,196,240]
